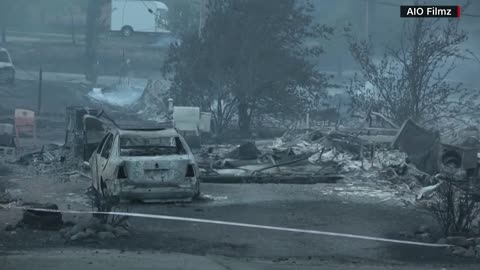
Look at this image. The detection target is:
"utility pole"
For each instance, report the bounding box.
[0,0,8,43]
[365,0,369,40]
[365,0,376,40]
[85,0,103,84]
[37,68,43,115]
[199,0,208,38]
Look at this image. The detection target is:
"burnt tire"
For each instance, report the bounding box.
[21,203,63,230]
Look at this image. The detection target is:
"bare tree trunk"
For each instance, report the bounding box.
[85,0,103,83]
[198,0,210,38]
[238,99,251,136]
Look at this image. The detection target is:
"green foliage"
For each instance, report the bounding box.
[163,0,202,35]
[164,0,332,134]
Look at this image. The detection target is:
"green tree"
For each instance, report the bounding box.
[164,0,332,135]
[163,0,202,35]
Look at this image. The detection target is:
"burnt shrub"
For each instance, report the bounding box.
[425,177,480,236]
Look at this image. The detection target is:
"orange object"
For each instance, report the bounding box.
[14,109,36,143]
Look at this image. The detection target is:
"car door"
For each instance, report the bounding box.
[83,115,108,161]
[90,133,112,189]
[97,133,115,187]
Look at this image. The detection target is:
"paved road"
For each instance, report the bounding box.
[2,248,478,270]
[117,184,451,264]
[4,30,174,48]
[1,177,476,269]
[15,70,149,86]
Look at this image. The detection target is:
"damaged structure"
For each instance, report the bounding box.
[394,119,480,180]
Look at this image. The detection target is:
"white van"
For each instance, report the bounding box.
[110,0,169,37]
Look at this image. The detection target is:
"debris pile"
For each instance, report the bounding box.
[225,141,261,160]
[198,129,395,184]
[134,79,170,121]
[0,181,13,204]
[59,217,131,241]
[14,144,82,179]
[198,118,480,209]
[16,144,64,165]
[445,236,480,258]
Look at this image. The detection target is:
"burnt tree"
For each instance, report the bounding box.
[347,17,479,126]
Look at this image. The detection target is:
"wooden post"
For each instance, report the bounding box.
[37,68,43,115]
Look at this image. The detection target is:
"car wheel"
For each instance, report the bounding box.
[121,26,133,37]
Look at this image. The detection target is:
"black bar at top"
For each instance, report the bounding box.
[400,6,460,18]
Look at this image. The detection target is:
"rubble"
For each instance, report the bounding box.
[225,141,262,160]
[13,143,80,179]
[450,246,475,257]
[446,236,480,258]
[133,79,170,121]
[393,119,441,175]
[197,128,402,184]
[195,117,480,211]
[446,236,472,248]
[60,217,131,241]
[16,144,63,165]
[0,191,13,204]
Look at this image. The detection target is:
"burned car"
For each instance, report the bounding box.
[89,127,200,202]
[0,48,15,84]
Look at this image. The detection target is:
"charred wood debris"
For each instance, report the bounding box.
[1,107,480,252]
[1,108,480,202]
